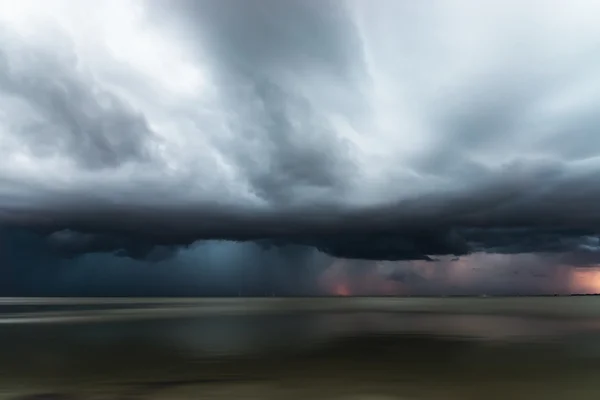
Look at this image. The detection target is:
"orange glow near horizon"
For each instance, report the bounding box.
[333,283,350,296]
[319,257,600,296]
[570,267,600,294]
[319,260,405,296]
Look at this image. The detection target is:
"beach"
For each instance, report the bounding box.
[2,297,600,399]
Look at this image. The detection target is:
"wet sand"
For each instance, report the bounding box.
[2,297,600,399]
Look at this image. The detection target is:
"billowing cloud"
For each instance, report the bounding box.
[2,0,600,282]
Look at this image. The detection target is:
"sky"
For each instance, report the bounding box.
[2,0,600,296]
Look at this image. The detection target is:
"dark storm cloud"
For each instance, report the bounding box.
[4,159,600,262]
[2,0,600,274]
[1,224,331,296]
[312,229,470,261]
[224,81,355,205]
[47,230,179,261]
[146,0,364,206]
[0,29,156,170]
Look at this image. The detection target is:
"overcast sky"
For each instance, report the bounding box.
[1,0,600,296]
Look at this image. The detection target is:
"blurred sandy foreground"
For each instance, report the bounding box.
[1,297,600,399]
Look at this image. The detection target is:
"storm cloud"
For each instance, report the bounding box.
[2,0,600,295]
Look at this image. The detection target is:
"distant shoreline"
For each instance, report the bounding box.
[1,293,598,302]
[1,296,600,324]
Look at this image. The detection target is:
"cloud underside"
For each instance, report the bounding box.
[2,0,600,264]
[9,176,600,262]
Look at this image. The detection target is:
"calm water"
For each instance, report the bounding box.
[2,297,600,399]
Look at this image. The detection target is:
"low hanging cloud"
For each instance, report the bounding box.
[2,0,600,275]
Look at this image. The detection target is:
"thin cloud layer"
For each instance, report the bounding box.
[2,0,600,265]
